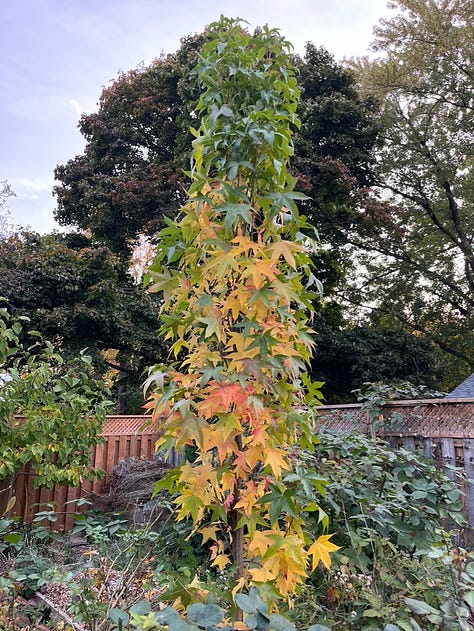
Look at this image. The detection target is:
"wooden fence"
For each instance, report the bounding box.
[317,397,474,533]
[1,398,473,531]
[0,416,161,531]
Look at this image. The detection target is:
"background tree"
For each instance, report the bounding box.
[0,231,165,411]
[54,17,461,398]
[54,31,446,401]
[0,180,14,239]
[53,35,205,259]
[53,38,378,265]
[314,325,442,403]
[347,0,474,385]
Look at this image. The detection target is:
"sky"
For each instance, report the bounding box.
[1,0,393,234]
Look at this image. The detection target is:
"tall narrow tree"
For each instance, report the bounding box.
[145,18,337,605]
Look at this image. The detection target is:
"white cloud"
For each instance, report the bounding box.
[10,177,54,198]
[60,96,83,118]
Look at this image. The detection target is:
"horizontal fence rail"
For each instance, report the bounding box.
[1,398,473,531]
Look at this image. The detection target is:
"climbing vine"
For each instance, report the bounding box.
[145,17,338,604]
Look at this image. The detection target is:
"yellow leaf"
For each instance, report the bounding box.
[247,530,273,557]
[308,534,341,571]
[263,447,290,478]
[222,293,244,321]
[212,553,231,570]
[231,576,247,600]
[231,234,261,256]
[250,565,278,583]
[198,524,219,545]
[268,240,303,270]
[4,496,16,514]
[242,259,279,289]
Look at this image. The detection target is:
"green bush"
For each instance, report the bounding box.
[287,430,469,630]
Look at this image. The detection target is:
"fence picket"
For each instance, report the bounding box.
[463,439,474,530]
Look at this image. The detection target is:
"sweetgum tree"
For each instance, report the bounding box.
[145,18,337,606]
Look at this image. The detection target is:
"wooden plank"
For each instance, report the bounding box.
[129,434,139,459]
[440,438,456,480]
[145,436,155,460]
[38,486,54,512]
[387,436,399,450]
[463,440,474,536]
[92,442,107,494]
[64,484,80,531]
[105,436,120,477]
[13,469,27,520]
[118,435,129,462]
[54,483,69,531]
[422,437,433,460]
[401,436,416,451]
[24,466,40,522]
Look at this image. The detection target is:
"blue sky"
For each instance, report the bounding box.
[1,0,392,234]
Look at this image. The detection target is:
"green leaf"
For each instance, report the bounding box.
[218,203,254,233]
[187,603,224,627]
[465,562,474,578]
[463,590,474,607]
[129,600,152,616]
[246,612,270,630]
[235,593,257,613]
[268,613,296,631]
[362,608,382,618]
[307,626,332,631]
[108,608,130,626]
[155,606,196,631]
[404,598,441,616]
[426,614,443,625]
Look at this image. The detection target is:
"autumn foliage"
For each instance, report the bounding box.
[145,18,338,602]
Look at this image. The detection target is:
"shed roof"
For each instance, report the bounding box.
[447,373,474,399]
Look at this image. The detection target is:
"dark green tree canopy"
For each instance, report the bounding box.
[54,35,205,258]
[313,325,442,403]
[0,231,165,410]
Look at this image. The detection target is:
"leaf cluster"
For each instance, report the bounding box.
[302,430,465,561]
[0,302,112,487]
